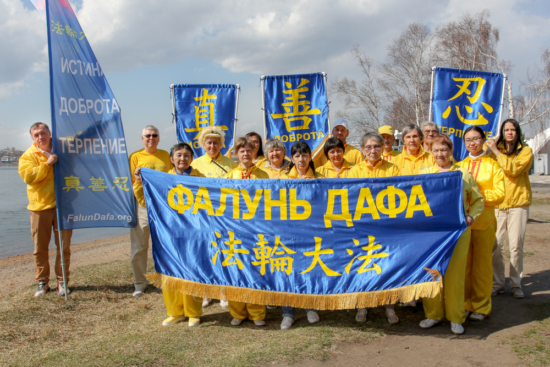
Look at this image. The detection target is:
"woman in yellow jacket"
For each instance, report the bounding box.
[134,143,204,327]
[394,123,435,175]
[224,136,269,327]
[487,119,533,299]
[419,135,484,335]
[458,127,505,321]
[191,126,237,178]
[246,132,269,169]
[316,137,354,178]
[262,139,291,179]
[347,132,400,325]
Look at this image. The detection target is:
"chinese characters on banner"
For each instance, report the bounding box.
[141,169,466,309]
[173,84,238,157]
[46,0,136,229]
[263,73,330,157]
[432,67,505,161]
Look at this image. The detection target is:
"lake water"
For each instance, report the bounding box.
[0,167,127,259]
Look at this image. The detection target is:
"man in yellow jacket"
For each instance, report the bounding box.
[378,125,401,162]
[129,125,172,298]
[314,119,363,167]
[19,122,73,297]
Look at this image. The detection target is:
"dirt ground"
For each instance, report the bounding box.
[1,192,549,367]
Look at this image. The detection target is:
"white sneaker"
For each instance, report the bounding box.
[355,308,368,323]
[202,298,212,308]
[219,300,229,309]
[281,316,294,330]
[469,312,486,321]
[307,311,320,324]
[34,281,50,297]
[57,282,70,297]
[230,318,243,326]
[267,305,277,310]
[403,300,416,307]
[451,322,464,335]
[188,317,200,327]
[465,310,471,319]
[419,318,440,329]
[254,320,266,327]
[132,290,144,298]
[386,308,399,325]
[133,283,147,298]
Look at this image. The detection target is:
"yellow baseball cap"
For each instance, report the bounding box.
[378,125,395,136]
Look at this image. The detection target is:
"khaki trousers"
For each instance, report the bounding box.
[493,207,529,289]
[30,208,72,283]
[130,203,151,288]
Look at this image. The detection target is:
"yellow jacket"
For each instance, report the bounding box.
[315,143,364,167]
[18,143,56,211]
[421,164,485,222]
[253,156,268,169]
[133,167,203,207]
[488,142,533,209]
[394,146,435,176]
[458,154,505,230]
[315,159,354,178]
[348,159,400,178]
[225,165,269,179]
[129,149,171,184]
[382,150,400,162]
[262,161,291,179]
[191,153,237,179]
[283,167,324,179]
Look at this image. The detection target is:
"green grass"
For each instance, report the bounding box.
[524,252,535,257]
[507,303,550,367]
[0,260,389,367]
[532,198,550,206]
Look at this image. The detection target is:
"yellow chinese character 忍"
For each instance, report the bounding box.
[345,237,389,275]
[300,237,341,276]
[251,234,296,275]
[442,77,494,126]
[112,177,130,191]
[88,177,108,191]
[63,176,84,192]
[51,21,64,35]
[184,88,228,141]
[65,25,77,38]
[270,78,321,132]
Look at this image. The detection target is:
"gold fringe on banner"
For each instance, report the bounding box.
[146,272,443,310]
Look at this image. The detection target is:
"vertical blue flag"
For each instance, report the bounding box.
[173,84,238,157]
[432,67,505,161]
[263,73,329,156]
[46,0,136,230]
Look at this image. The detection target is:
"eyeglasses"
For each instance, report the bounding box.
[465,137,483,144]
[424,129,439,135]
[364,145,382,151]
[143,134,158,138]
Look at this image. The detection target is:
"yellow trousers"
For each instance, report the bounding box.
[163,289,202,318]
[465,222,495,316]
[228,301,266,321]
[423,228,471,324]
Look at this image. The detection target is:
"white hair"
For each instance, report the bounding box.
[142,125,159,136]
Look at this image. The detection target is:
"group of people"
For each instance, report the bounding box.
[18,117,533,336]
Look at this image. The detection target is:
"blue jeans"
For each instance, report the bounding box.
[282,307,315,319]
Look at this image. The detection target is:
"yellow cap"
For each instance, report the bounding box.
[378,125,395,136]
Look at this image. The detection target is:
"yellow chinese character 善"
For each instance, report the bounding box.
[345,237,389,275]
[184,88,228,141]
[63,175,84,192]
[251,234,296,275]
[88,177,108,191]
[112,177,129,191]
[300,237,341,276]
[211,231,250,270]
[442,77,494,126]
[270,78,321,132]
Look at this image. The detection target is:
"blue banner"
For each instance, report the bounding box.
[264,73,329,157]
[141,169,466,309]
[432,67,505,161]
[173,84,237,157]
[46,0,136,230]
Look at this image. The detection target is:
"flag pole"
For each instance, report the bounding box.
[429,66,436,123]
[261,76,267,141]
[322,72,331,132]
[234,84,240,142]
[170,84,177,143]
[495,74,507,139]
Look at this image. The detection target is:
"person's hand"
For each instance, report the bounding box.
[466,215,474,226]
[46,154,57,166]
[486,138,500,156]
[134,167,142,182]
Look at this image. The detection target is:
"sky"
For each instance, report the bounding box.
[1,0,550,153]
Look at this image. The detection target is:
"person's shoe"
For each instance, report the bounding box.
[512,287,525,299]
[254,320,266,327]
[267,305,277,310]
[133,283,147,298]
[133,289,144,298]
[355,308,368,323]
[419,318,440,329]
[281,316,294,330]
[307,311,320,324]
[403,300,416,307]
[451,322,465,335]
[202,298,212,308]
[231,318,244,326]
[162,316,185,326]
[188,317,200,327]
[34,281,50,297]
[57,282,70,296]
[492,287,505,296]
[465,310,471,319]
[469,313,486,321]
[386,308,399,325]
[219,300,229,309]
